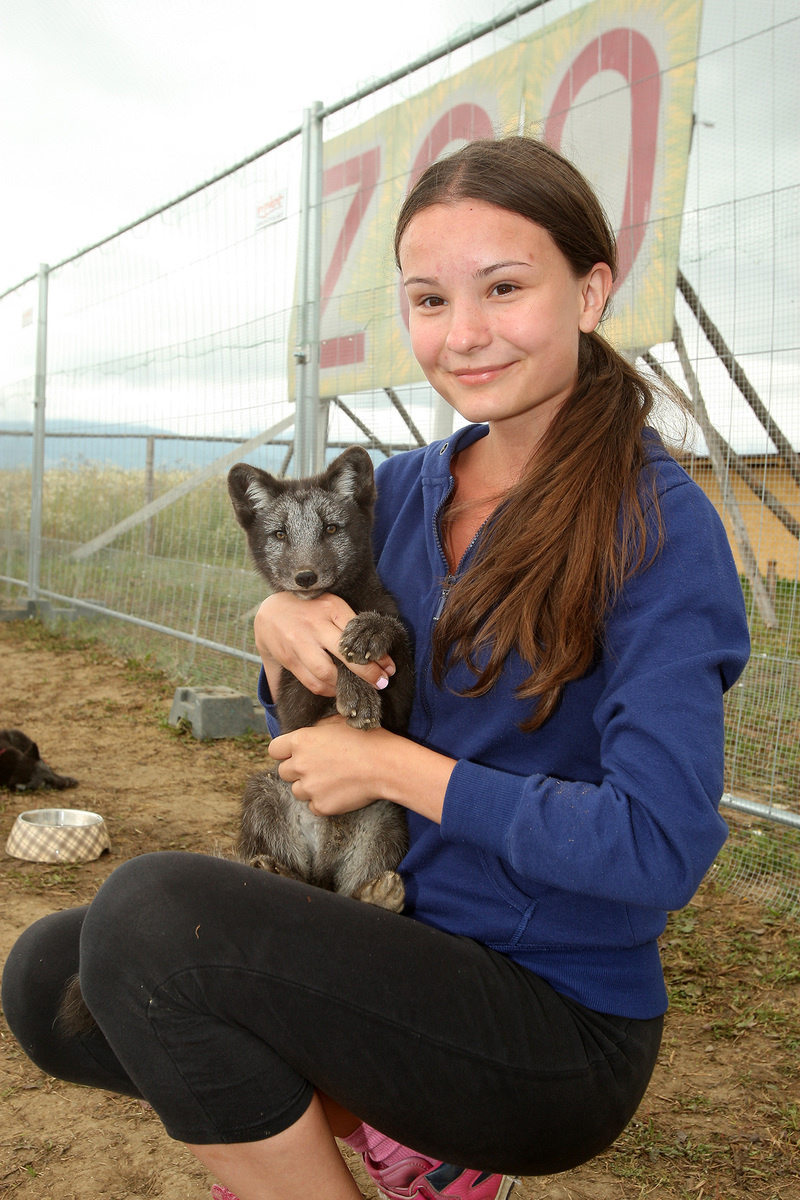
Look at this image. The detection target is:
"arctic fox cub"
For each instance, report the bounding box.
[227,445,414,911]
[57,447,414,1038]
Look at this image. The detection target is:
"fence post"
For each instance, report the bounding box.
[28,263,49,602]
[294,101,324,478]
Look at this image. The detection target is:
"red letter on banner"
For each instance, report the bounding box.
[319,146,381,370]
[544,29,660,290]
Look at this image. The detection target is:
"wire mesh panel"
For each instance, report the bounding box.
[0,0,798,908]
[3,139,303,685]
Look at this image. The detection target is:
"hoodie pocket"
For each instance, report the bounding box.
[478,850,539,952]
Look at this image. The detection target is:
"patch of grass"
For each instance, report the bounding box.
[726,576,800,808]
[0,613,103,657]
[605,1103,799,1197]
[777,1102,799,1135]
[231,726,271,754]
[661,890,800,1048]
[714,823,800,917]
[4,862,82,894]
[120,650,173,693]
[160,714,194,739]
[605,1115,722,1195]
[1,464,246,567]
[673,1093,716,1113]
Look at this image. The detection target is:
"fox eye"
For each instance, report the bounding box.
[324,523,339,535]
[273,528,287,540]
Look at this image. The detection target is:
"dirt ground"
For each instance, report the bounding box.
[1,619,798,1200]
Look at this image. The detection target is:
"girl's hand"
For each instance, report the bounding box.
[269,717,457,825]
[268,717,392,815]
[254,592,395,699]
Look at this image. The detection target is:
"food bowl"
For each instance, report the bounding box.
[5,808,111,863]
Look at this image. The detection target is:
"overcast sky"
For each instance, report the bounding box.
[0,0,530,289]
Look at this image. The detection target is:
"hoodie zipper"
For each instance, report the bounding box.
[433,574,457,623]
[430,431,492,626]
[432,520,491,624]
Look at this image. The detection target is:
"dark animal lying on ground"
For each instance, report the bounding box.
[227,444,414,911]
[58,446,414,1039]
[0,729,78,791]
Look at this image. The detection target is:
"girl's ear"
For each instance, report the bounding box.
[578,262,614,333]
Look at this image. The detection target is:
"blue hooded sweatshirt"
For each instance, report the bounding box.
[259,424,750,1018]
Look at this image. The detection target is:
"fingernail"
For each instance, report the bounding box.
[376,676,389,690]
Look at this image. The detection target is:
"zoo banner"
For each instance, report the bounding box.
[293,0,702,398]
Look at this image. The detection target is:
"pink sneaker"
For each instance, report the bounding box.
[345,1122,516,1200]
[211,1187,239,1200]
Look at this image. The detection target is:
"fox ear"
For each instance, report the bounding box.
[324,446,376,507]
[227,463,280,529]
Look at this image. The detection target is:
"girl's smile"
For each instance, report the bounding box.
[452,364,515,384]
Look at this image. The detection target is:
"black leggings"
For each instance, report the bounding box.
[1,851,662,1176]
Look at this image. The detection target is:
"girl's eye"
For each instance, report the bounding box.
[325,523,339,535]
[492,282,517,296]
[420,295,446,308]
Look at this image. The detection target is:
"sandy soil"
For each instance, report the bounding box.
[1,618,798,1199]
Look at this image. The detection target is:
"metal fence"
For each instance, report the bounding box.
[1,0,799,913]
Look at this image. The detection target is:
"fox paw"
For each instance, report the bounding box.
[353,870,405,912]
[339,612,397,666]
[52,774,79,790]
[336,671,382,729]
[249,855,302,881]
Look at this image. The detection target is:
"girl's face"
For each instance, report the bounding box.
[399,199,612,443]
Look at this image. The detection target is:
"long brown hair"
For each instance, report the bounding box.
[395,136,678,731]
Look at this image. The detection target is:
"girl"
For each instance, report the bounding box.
[2,137,750,1200]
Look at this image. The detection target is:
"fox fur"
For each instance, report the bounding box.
[227,445,414,910]
[0,729,78,791]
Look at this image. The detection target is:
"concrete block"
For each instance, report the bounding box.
[0,600,62,622]
[0,603,32,622]
[42,602,96,625]
[169,686,266,740]
[0,600,105,624]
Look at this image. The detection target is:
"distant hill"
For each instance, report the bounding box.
[0,419,291,473]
